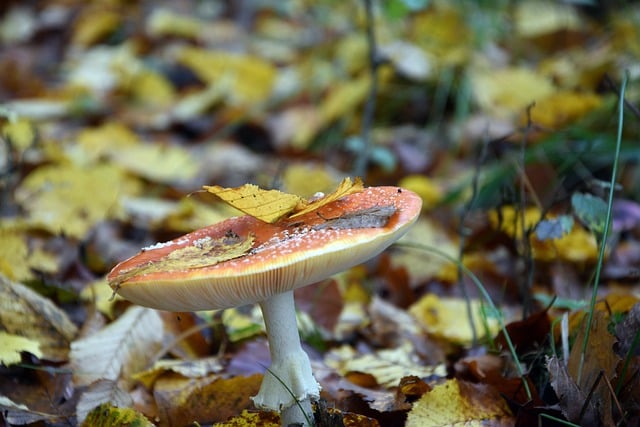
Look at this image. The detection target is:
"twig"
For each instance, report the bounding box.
[353,0,380,177]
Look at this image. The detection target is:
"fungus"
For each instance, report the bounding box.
[107,185,422,426]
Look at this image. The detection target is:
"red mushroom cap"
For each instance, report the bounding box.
[107,186,421,311]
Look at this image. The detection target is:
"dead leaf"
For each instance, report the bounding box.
[76,380,133,425]
[325,344,445,389]
[0,274,77,362]
[109,233,254,288]
[204,183,303,223]
[205,177,364,224]
[70,306,164,386]
[290,177,364,218]
[15,164,133,238]
[81,402,153,427]
[410,293,501,345]
[0,331,42,366]
[177,47,277,105]
[153,373,262,425]
[406,378,514,427]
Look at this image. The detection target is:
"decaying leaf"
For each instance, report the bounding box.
[133,357,225,389]
[0,331,42,366]
[0,228,58,282]
[312,206,396,230]
[76,380,133,425]
[81,402,153,427]
[70,306,164,386]
[205,177,364,223]
[0,396,64,425]
[410,293,500,345]
[406,378,513,427]
[110,233,254,288]
[153,373,263,425]
[15,164,132,238]
[0,274,77,361]
[325,343,445,389]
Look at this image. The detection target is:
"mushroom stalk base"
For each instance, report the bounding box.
[253,290,320,427]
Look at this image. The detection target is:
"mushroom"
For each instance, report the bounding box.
[107,185,421,426]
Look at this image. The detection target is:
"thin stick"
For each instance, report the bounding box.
[353,0,380,177]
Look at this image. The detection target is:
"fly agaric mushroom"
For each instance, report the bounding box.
[107,185,421,426]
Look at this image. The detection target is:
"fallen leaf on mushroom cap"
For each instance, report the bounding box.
[204,177,364,223]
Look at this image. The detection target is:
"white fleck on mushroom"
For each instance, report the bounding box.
[107,186,422,426]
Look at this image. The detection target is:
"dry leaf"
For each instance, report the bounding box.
[205,177,364,223]
[153,373,263,425]
[0,228,57,281]
[76,380,133,425]
[110,232,254,288]
[204,183,303,223]
[471,67,555,117]
[0,274,77,361]
[290,177,364,218]
[15,164,132,238]
[325,344,445,388]
[177,47,277,105]
[81,402,153,427]
[0,331,42,366]
[410,294,500,345]
[70,306,164,386]
[406,378,514,427]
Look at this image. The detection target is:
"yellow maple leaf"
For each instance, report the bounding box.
[204,177,364,223]
[204,184,303,223]
[290,177,364,219]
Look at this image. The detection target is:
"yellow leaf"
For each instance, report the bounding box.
[80,279,121,319]
[15,164,132,238]
[515,1,581,38]
[281,164,339,198]
[72,9,121,47]
[110,234,254,288]
[489,206,598,262]
[406,379,513,426]
[146,8,204,39]
[82,403,153,427]
[409,294,500,345]
[399,175,442,209]
[523,90,602,129]
[290,177,364,218]
[204,183,303,223]
[320,75,370,124]
[0,274,78,362]
[0,332,42,366]
[471,67,555,117]
[177,47,277,105]
[2,118,35,151]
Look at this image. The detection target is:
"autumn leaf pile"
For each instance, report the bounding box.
[1,1,640,426]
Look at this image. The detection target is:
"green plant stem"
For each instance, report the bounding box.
[577,72,628,385]
[398,242,532,400]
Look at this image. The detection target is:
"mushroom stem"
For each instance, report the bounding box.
[253,290,319,426]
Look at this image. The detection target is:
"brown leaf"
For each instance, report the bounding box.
[153,373,262,425]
